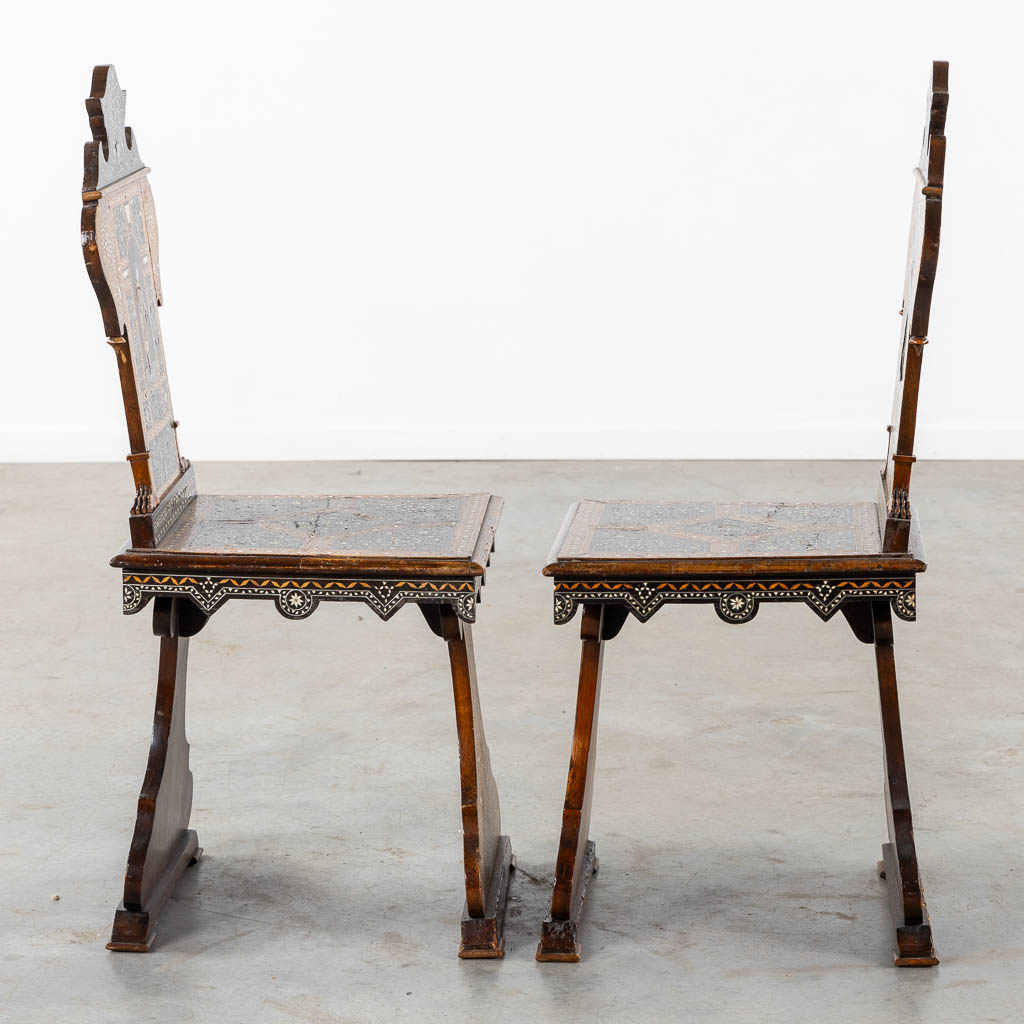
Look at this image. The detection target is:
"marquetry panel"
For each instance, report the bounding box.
[82,65,182,502]
[552,500,883,561]
[150,493,490,558]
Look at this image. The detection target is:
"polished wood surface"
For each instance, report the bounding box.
[537,605,605,962]
[81,65,512,958]
[872,601,937,965]
[106,596,204,952]
[435,605,515,957]
[881,61,947,550]
[538,62,948,967]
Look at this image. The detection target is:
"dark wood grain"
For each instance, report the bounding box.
[538,62,947,967]
[872,601,938,965]
[881,61,948,549]
[107,596,206,952]
[438,606,514,957]
[537,605,604,962]
[82,66,511,958]
[840,601,876,644]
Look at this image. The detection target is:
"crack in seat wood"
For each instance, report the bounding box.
[80,65,513,958]
[536,63,948,967]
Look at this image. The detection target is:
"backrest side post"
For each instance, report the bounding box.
[81,65,196,547]
[879,61,948,552]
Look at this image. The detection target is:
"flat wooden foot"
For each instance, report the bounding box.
[107,832,201,952]
[536,840,599,962]
[879,842,938,967]
[458,837,515,959]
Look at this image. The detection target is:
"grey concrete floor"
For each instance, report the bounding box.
[1,460,1022,1023]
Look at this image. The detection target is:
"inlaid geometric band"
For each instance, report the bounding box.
[551,577,917,626]
[121,572,479,623]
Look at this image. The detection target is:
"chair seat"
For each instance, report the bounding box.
[112,492,502,577]
[544,499,926,577]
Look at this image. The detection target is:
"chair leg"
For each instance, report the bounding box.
[872,600,938,966]
[537,603,608,962]
[108,597,205,952]
[436,604,514,959]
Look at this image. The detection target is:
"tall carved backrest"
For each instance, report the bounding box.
[880,61,948,551]
[81,65,192,547]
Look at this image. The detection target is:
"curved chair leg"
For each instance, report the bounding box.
[537,603,617,962]
[433,604,514,958]
[108,596,207,952]
[872,600,938,966]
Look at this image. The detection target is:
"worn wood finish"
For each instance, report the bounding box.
[107,596,206,952]
[554,500,889,558]
[83,66,511,957]
[82,67,185,521]
[435,605,514,957]
[536,605,605,962]
[872,600,938,965]
[881,61,948,549]
[545,500,926,579]
[127,462,197,549]
[114,493,499,576]
[538,63,947,966]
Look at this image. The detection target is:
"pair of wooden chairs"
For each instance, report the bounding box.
[81,62,947,966]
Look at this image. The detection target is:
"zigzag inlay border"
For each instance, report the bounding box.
[551,577,917,626]
[121,572,479,623]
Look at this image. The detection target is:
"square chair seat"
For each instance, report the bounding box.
[112,492,502,577]
[544,499,926,577]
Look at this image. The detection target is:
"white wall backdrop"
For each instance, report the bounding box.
[1,0,1020,462]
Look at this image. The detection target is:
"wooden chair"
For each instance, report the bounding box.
[80,65,513,958]
[536,62,948,967]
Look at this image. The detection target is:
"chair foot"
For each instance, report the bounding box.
[536,840,599,963]
[878,842,939,967]
[892,948,939,968]
[458,837,515,959]
[107,832,201,952]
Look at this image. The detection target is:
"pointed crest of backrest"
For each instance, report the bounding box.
[81,66,193,546]
[879,61,947,552]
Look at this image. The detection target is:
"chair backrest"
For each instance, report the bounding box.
[81,65,194,547]
[879,61,948,552]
